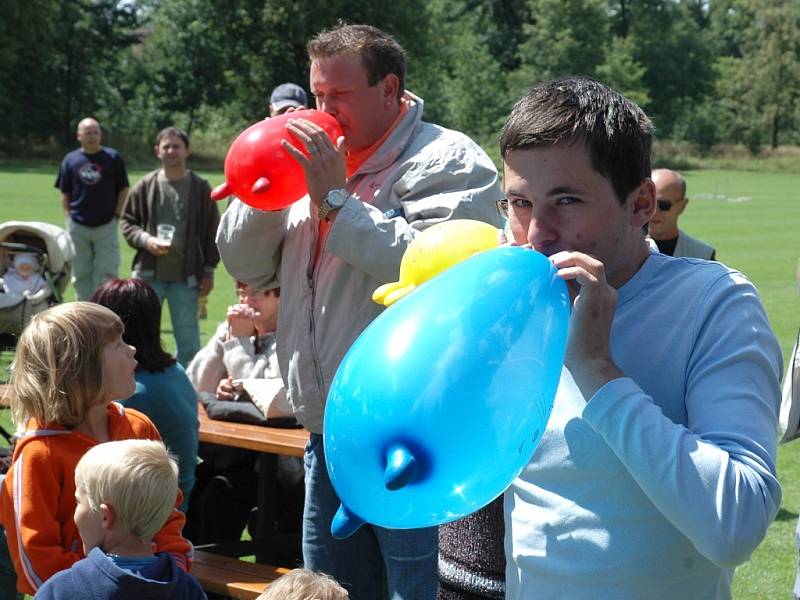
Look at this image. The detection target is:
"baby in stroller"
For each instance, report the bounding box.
[0,221,73,342]
[0,253,47,298]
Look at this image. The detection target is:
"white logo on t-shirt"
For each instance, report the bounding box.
[78,163,103,186]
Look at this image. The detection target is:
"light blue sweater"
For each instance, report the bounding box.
[505,251,782,600]
[123,364,199,513]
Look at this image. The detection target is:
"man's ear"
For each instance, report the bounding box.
[382,73,400,105]
[676,196,688,216]
[100,503,115,530]
[629,179,656,228]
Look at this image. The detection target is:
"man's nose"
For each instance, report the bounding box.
[318,98,337,116]
[527,206,558,248]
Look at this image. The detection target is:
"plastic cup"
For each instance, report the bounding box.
[157,224,175,246]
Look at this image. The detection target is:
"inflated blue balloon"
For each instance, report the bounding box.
[324,246,570,537]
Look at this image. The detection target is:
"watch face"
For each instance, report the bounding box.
[328,189,347,208]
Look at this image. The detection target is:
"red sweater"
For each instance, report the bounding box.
[0,402,192,594]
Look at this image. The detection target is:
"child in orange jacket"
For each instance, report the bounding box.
[0,302,192,595]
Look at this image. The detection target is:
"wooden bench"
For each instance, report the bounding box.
[192,549,291,600]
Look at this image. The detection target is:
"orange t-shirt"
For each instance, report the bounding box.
[0,402,192,595]
[316,100,410,263]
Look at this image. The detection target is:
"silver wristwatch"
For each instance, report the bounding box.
[318,188,348,221]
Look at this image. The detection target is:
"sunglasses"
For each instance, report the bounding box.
[657,199,681,211]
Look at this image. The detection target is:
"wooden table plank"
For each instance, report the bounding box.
[0,386,309,460]
[197,404,308,457]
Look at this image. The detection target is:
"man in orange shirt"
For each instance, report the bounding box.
[218,24,503,600]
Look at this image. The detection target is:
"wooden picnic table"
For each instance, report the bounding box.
[0,386,309,459]
[197,402,308,565]
[197,403,308,457]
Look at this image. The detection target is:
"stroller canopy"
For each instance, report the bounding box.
[0,221,75,274]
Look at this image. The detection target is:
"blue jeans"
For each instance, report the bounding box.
[68,217,120,300]
[303,433,437,600]
[146,280,199,366]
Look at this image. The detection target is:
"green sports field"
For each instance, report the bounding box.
[1,162,799,597]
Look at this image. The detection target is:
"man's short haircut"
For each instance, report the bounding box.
[307,23,406,101]
[92,278,176,373]
[155,126,190,148]
[256,568,348,600]
[500,76,653,204]
[9,302,124,429]
[75,439,178,542]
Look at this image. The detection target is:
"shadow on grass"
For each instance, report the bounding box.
[776,507,799,522]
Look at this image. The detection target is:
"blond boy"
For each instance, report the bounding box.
[34,440,206,599]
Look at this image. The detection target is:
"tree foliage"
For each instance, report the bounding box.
[714,0,800,149]
[513,0,609,91]
[3,0,800,156]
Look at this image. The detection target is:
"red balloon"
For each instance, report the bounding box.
[211,110,343,211]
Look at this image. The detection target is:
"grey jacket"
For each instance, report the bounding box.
[675,229,716,260]
[217,93,504,433]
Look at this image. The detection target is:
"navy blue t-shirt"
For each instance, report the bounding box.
[55,146,129,226]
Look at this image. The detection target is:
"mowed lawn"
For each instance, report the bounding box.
[1,162,800,597]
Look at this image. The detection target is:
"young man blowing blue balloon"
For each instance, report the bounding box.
[499,77,782,599]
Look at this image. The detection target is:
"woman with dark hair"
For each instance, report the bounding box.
[91,278,198,512]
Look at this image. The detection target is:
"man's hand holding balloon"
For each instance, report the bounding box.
[550,250,622,400]
[283,118,347,218]
[210,110,343,211]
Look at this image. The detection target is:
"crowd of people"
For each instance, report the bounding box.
[0,20,789,600]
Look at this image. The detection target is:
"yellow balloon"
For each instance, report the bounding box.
[373,220,499,307]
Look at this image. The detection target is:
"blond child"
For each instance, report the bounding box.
[33,440,205,599]
[257,568,348,600]
[0,302,192,595]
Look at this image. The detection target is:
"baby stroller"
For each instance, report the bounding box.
[0,221,74,347]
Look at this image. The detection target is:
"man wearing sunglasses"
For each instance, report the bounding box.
[649,168,716,260]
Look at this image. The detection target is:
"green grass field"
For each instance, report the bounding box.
[0,161,235,358]
[0,162,799,597]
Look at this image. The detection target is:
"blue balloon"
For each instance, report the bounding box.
[324,246,570,537]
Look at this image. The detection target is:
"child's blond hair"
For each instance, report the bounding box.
[257,568,349,600]
[75,439,178,542]
[9,301,124,428]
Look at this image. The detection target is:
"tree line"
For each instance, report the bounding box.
[2,0,798,157]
